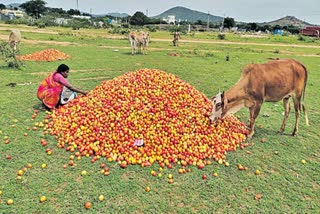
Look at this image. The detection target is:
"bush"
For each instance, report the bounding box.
[36,22,46,28]
[298,35,306,41]
[5,17,29,25]
[108,27,129,35]
[273,49,280,54]
[122,23,129,28]
[146,25,157,32]
[120,29,130,35]
[0,42,22,69]
[68,18,91,30]
[218,33,226,40]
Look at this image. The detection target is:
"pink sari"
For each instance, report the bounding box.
[37,72,64,109]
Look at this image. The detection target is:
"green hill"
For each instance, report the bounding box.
[152,6,223,23]
[263,16,312,27]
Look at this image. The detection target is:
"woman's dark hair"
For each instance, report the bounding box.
[57,64,69,73]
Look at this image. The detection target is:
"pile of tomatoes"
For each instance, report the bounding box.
[48,69,248,167]
[17,49,69,61]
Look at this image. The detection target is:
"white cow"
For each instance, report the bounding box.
[9,30,21,52]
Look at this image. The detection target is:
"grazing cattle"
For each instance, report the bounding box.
[209,59,309,138]
[129,31,149,55]
[9,30,21,52]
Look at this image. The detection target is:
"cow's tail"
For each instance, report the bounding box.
[129,33,137,54]
[300,63,309,126]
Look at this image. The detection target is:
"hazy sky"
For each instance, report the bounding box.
[2,0,320,24]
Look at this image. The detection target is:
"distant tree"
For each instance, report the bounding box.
[180,20,192,25]
[82,12,92,17]
[194,20,204,25]
[223,17,235,29]
[287,25,300,34]
[20,0,47,18]
[0,4,6,10]
[148,18,162,25]
[46,7,66,15]
[120,16,130,24]
[130,11,149,26]
[246,22,258,31]
[209,22,218,28]
[67,9,81,16]
[262,25,271,32]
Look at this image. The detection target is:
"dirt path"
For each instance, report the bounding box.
[153,38,320,49]
[1,23,319,49]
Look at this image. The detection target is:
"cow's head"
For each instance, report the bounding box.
[144,32,150,44]
[10,41,16,51]
[209,90,225,122]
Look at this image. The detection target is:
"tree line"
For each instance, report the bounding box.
[1,0,301,34]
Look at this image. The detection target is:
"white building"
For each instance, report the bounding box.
[55,18,71,25]
[0,9,25,20]
[162,15,176,24]
[71,15,91,20]
[0,9,25,18]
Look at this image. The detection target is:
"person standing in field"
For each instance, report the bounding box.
[37,64,88,110]
[172,31,181,46]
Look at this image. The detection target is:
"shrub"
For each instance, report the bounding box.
[120,29,130,35]
[273,49,280,54]
[5,17,29,25]
[146,25,157,32]
[297,35,306,41]
[108,27,129,35]
[218,33,226,40]
[122,23,129,28]
[0,42,23,68]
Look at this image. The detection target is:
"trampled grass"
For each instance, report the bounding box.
[0,23,319,213]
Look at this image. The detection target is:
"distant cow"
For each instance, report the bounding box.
[129,31,149,55]
[209,59,309,138]
[9,30,21,51]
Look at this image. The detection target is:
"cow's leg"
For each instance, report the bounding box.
[143,45,147,55]
[131,41,135,55]
[279,97,290,133]
[292,97,301,136]
[248,102,262,138]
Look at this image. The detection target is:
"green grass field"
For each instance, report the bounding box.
[0,23,319,213]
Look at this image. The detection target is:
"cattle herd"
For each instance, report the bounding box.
[128,31,149,55]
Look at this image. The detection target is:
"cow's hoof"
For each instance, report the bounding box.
[247,132,254,139]
[277,130,283,134]
[291,132,298,137]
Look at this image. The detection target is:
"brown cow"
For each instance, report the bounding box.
[209,59,309,138]
[128,31,149,55]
